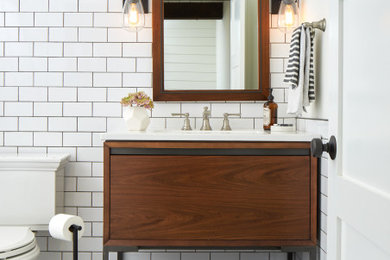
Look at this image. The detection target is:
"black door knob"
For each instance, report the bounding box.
[311,136,337,160]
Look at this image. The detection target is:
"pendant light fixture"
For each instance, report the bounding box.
[277,0,300,32]
[123,0,146,32]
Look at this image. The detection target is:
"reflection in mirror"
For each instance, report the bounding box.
[163,0,259,91]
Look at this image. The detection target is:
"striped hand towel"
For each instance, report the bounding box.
[284,26,302,89]
[305,26,315,103]
[284,25,316,115]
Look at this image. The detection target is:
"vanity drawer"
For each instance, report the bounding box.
[104,142,317,248]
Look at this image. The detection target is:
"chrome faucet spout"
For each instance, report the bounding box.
[200,106,212,131]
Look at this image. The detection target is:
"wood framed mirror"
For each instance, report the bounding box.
[153,0,269,101]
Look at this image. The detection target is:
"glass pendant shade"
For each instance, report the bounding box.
[277,0,300,33]
[123,0,145,32]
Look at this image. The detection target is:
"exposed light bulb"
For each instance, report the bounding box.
[284,5,294,26]
[129,3,140,25]
[277,0,300,33]
[123,0,145,32]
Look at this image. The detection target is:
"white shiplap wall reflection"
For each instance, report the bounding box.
[164,20,218,90]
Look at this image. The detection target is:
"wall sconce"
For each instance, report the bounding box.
[272,0,300,32]
[123,0,149,32]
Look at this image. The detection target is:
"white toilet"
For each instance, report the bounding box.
[0,154,69,260]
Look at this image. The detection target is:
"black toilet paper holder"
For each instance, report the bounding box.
[69,225,83,260]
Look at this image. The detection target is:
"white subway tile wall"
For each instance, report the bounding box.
[0,1,327,259]
[35,72,63,86]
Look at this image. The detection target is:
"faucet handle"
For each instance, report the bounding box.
[171,113,192,131]
[223,113,241,118]
[221,113,241,131]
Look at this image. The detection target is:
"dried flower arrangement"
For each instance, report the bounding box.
[120,91,154,110]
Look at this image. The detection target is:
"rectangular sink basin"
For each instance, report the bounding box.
[101,129,320,142]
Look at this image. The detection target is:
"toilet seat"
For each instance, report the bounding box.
[0,227,40,260]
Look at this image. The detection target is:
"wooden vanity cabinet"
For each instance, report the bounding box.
[104,141,317,251]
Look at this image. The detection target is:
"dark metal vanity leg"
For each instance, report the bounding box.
[309,247,317,260]
[282,247,317,260]
[117,252,124,260]
[103,248,109,260]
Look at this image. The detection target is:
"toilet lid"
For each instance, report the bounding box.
[0,227,35,252]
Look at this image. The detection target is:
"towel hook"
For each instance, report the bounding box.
[303,18,326,32]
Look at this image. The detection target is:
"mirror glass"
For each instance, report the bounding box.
[163,0,259,91]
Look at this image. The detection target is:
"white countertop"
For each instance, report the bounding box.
[101,130,320,142]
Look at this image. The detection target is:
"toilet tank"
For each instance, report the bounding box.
[0,154,70,230]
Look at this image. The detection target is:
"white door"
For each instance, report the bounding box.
[328,0,390,259]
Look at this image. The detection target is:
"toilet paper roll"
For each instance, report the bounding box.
[49,214,85,241]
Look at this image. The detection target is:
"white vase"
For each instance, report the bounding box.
[123,107,150,131]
